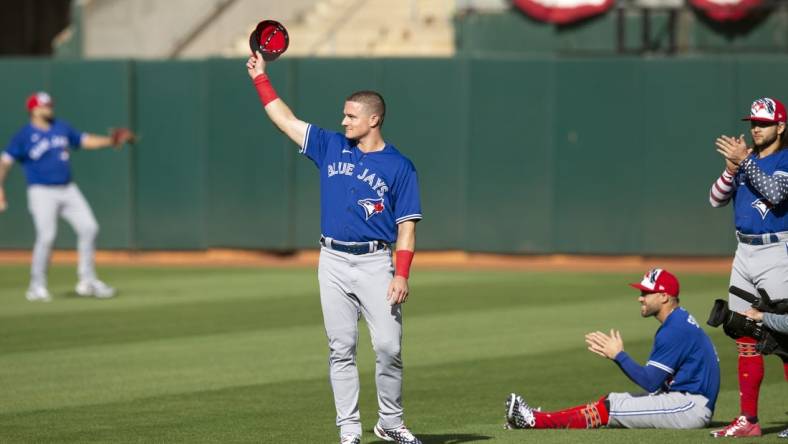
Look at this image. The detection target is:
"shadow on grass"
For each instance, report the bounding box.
[763,424,788,435]
[371,434,492,444]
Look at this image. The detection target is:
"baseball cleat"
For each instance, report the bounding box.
[25,285,52,302]
[339,433,361,444]
[710,416,761,437]
[373,423,422,444]
[779,427,788,438]
[76,279,116,298]
[505,393,537,429]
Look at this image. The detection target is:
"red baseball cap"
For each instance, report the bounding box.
[742,97,786,123]
[26,91,53,112]
[249,20,289,61]
[629,268,680,297]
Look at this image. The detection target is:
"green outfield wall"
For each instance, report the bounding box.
[0,56,783,255]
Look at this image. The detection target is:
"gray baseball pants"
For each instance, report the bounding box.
[318,246,403,437]
[728,239,788,312]
[607,392,712,429]
[27,183,98,288]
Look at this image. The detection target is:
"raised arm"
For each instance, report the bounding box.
[710,135,744,207]
[709,168,736,208]
[81,128,136,150]
[246,51,308,148]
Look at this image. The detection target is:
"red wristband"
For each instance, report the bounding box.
[253,73,279,106]
[395,250,414,279]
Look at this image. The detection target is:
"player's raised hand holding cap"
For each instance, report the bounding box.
[246,51,266,79]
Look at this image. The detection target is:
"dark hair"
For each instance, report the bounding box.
[345,90,386,127]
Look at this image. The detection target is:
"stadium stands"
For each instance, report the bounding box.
[67,0,455,58]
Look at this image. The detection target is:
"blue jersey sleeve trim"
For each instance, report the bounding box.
[614,351,671,393]
[396,214,423,224]
[646,360,675,375]
[300,124,311,155]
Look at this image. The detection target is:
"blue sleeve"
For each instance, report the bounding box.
[614,351,671,393]
[60,120,85,150]
[4,132,26,161]
[301,124,335,169]
[392,159,423,224]
[646,328,684,377]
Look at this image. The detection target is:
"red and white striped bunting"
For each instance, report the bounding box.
[512,0,616,25]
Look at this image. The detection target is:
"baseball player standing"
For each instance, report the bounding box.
[709,97,788,438]
[246,53,423,444]
[505,268,720,431]
[0,92,135,302]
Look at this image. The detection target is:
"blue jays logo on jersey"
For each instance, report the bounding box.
[752,198,773,219]
[29,135,69,161]
[358,198,385,220]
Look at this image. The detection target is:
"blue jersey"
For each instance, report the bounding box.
[3,120,84,186]
[302,124,422,243]
[646,307,721,411]
[732,150,788,234]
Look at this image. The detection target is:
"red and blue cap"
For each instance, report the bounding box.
[26,92,53,112]
[742,97,786,123]
[629,268,680,297]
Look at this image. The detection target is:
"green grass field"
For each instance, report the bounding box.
[1,265,786,443]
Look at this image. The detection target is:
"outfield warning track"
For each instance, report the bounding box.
[0,249,732,273]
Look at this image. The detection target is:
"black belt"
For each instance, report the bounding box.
[320,236,389,255]
[736,231,788,245]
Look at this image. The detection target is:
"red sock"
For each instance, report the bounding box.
[737,337,764,420]
[784,362,788,382]
[533,396,609,429]
[781,355,788,382]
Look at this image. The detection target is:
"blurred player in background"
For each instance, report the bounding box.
[504,268,720,431]
[246,52,423,444]
[709,97,788,437]
[0,92,135,302]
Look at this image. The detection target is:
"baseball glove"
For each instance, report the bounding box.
[110,127,137,146]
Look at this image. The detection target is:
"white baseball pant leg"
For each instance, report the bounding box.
[27,183,98,288]
[729,241,788,312]
[318,247,403,438]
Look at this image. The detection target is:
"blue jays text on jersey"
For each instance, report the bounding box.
[3,120,84,186]
[301,124,422,244]
[732,149,788,234]
[646,307,721,411]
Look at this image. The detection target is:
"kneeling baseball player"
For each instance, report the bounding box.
[505,268,720,430]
